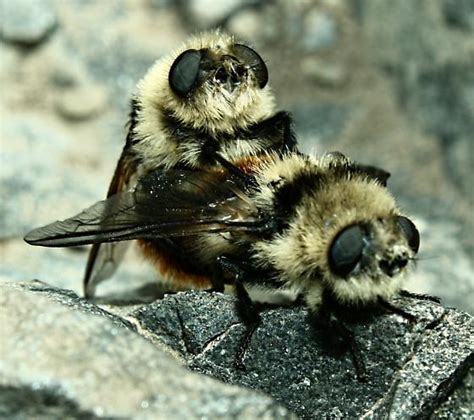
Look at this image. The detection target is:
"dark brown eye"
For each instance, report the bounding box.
[397,216,420,253]
[169,49,202,97]
[233,44,268,89]
[329,225,364,277]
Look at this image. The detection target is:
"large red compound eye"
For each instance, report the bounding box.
[169,49,202,97]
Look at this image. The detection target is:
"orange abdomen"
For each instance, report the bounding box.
[136,156,265,290]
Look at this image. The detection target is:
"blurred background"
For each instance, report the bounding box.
[1,0,472,313]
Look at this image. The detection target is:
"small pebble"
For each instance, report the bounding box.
[55,85,108,121]
[0,0,57,46]
[303,9,338,51]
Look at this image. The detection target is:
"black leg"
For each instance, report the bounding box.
[216,255,262,371]
[400,289,441,304]
[378,297,417,323]
[341,323,367,383]
[203,145,258,186]
[313,307,368,382]
[234,275,262,371]
[204,260,225,293]
[214,152,252,180]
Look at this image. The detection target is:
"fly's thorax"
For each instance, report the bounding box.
[248,154,329,291]
[131,123,181,170]
[250,152,316,211]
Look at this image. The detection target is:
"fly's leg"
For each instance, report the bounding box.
[311,296,368,382]
[399,289,441,304]
[378,297,417,323]
[216,255,262,371]
[202,141,257,186]
[204,259,226,293]
[233,275,262,370]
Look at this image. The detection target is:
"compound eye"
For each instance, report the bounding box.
[329,225,364,277]
[169,49,202,97]
[397,216,420,253]
[233,44,268,88]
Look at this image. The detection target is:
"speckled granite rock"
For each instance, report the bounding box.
[432,368,474,419]
[0,281,295,419]
[1,279,472,418]
[125,291,473,419]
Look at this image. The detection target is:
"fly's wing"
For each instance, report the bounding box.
[24,169,265,248]
[83,240,129,298]
[84,99,141,297]
[83,150,138,297]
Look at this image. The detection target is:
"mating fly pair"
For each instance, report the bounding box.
[25,32,427,380]
[79,30,296,298]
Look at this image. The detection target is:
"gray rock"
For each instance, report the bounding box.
[149,0,173,9]
[302,9,338,51]
[54,84,108,121]
[126,291,474,419]
[292,102,351,150]
[0,0,57,46]
[444,135,474,206]
[51,1,183,115]
[0,281,295,419]
[186,0,243,27]
[407,218,474,315]
[0,114,102,238]
[442,0,474,31]
[432,368,474,418]
[227,9,264,42]
[128,291,243,355]
[361,1,474,201]
[0,237,174,309]
[300,57,348,87]
[360,305,473,418]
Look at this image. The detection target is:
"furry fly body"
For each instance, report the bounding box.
[85,31,296,297]
[26,151,420,379]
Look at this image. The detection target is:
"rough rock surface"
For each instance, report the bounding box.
[1,281,472,419]
[125,291,474,419]
[432,368,474,418]
[0,280,295,419]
